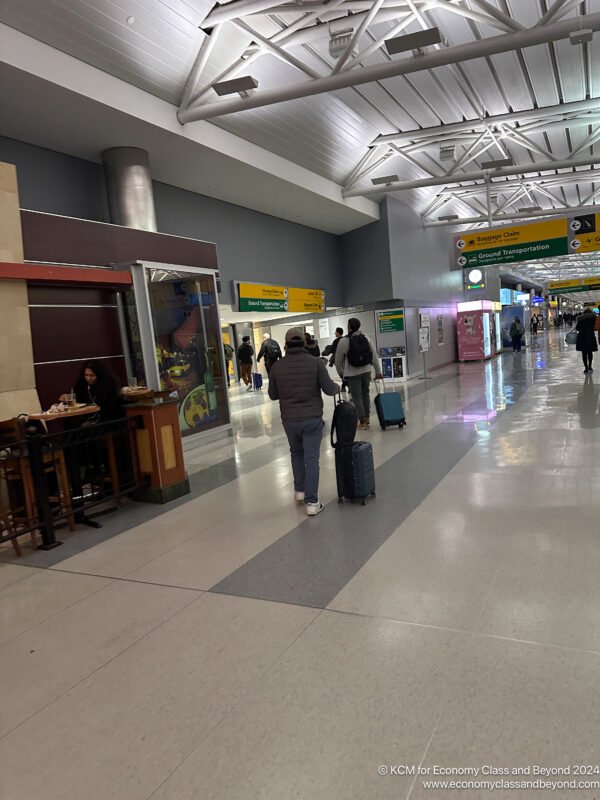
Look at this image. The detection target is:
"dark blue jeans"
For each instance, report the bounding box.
[282,417,324,504]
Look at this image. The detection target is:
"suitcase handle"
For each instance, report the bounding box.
[375,378,385,395]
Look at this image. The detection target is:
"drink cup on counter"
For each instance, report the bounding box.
[67,392,77,409]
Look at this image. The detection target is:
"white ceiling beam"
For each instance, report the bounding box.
[581,184,600,205]
[423,202,600,227]
[344,153,600,197]
[372,98,600,147]
[500,125,556,161]
[536,0,586,27]
[331,0,386,74]
[569,126,600,158]
[340,11,415,73]
[426,0,519,33]
[467,0,525,33]
[202,0,296,27]
[179,26,222,112]
[437,169,600,194]
[180,13,600,123]
[231,19,321,77]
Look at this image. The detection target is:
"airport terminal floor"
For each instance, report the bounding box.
[1,328,600,800]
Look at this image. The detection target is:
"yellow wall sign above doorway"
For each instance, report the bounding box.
[238,282,325,313]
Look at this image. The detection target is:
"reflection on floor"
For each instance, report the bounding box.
[2,329,600,800]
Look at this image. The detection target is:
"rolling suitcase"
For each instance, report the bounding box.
[335,441,376,505]
[252,372,263,390]
[374,381,406,430]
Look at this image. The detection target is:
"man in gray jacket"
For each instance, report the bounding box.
[335,317,382,429]
[269,327,339,516]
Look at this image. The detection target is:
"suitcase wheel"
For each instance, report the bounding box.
[381,424,386,431]
[399,420,406,428]
[361,498,366,506]
[338,497,343,504]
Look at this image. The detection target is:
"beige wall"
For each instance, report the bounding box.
[0,162,39,417]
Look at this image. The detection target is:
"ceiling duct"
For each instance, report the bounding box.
[439,145,456,162]
[329,28,356,59]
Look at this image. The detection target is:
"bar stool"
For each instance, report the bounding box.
[0,418,75,552]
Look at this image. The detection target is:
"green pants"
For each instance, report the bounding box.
[345,372,371,422]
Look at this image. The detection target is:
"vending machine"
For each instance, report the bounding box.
[457,300,495,362]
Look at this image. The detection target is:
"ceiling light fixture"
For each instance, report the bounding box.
[213,76,258,97]
[127,15,135,24]
[518,205,542,212]
[438,214,459,221]
[371,175,399,186]
[569,28,594,45]
[385,27,442,56]
[481,157,514,170]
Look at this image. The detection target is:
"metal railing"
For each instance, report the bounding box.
[0,416,144,551]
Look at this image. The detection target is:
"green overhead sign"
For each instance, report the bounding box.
[378,309,405,333]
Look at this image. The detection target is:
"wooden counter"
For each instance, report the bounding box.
[125,398,190,503]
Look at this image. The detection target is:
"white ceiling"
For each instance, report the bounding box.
[2,0,600,265]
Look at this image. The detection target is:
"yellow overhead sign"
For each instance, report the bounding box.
[457,219,567,253]
[239,283,286,300]
[238,282,325,313]
[547,276,600,292]
[568,213,600,253]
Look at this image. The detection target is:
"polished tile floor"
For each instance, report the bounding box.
[2,330,600,799]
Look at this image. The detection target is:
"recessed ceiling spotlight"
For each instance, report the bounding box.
[127,15,135,24]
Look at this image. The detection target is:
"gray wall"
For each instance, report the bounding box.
[153,182,343,307]
[338,199,393,306]
[0,136,107,221]
[0,135,344,307]
[386,197,463,306]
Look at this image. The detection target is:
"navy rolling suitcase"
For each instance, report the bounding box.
[374,381,406,430]
[252,372,263,390]
[335,442,375,505]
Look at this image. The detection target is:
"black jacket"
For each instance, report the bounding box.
[576,311,598,352]
[257,339,281,364]
[268,347,338,421]
[237,343,254,364]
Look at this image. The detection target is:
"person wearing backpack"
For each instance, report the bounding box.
[509,317,525,352]
[335,318,382,430]
[257,333,282,375]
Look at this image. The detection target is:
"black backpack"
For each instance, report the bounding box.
[347,332,372,368]
[265,339,282,360]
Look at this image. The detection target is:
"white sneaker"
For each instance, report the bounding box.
[306,502,323,516]
[294,491,305,503]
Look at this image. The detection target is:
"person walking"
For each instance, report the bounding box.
[335,317,382,430]
[509,317,525,352]
[575,306,598,373]
[595,307,600,346]
[322,327,344,367]
[268,327,339,516]
[304,332,321,357]
[257,333,282,376]
[237,335,254,391]
[530,314,539,336]
[223,342,234,387]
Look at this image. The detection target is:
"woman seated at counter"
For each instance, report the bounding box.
[60,360,123,422]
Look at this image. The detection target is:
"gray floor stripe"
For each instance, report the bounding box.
[210,371,534,609]
[209,420,479,608]
[1,437,291,568]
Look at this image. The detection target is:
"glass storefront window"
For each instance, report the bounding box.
[147,271,229,436]
[124,264,230,439]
